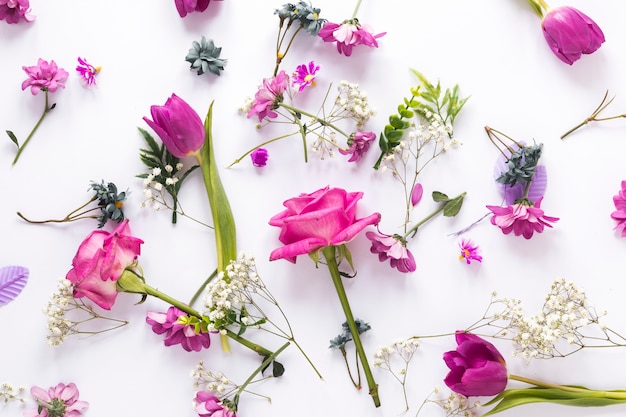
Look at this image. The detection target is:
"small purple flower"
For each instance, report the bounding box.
[76,57,100,86]
[366,231,416,273]
[292,61,320,92]
[146,306,211,352]
[250,148,269,167]
[458,239,482,264]
[0,0,35,24]
[339,131,375,163]
[247,70,289,122]
[610,180,626,237]
[21,59,69,95]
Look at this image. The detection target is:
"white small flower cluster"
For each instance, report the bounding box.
[191,361,236,396]
[0,383,24,404]
[238,96,255,115]
[141,164,183,211]
[43,278,78,347]
[335,80,376,127]
[311,130,337,160]
[373,337,421,369]
[428,389,481,417]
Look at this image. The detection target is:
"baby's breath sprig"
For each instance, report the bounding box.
[0,383,25,404]
[415,389,481,417]
[373,337,421,411]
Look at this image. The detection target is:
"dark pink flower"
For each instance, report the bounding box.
[0,0,34,24]
[247,70,289,122]
[24,382,88,417]
[250,148,269,167]
[292,61,320,92]
[542,6,604,65]
[610,180,626,237]
[76,57,100,86]
[66,220,143,310]
[339,131,375,163]
[146,306,211,352]
[486,197,558,239]
[175,0,210,18]
[365,231,416,273]
[458,239,482,264]
[269,186,380,262]
[443,332,508,397]
[318,19,385,56]
[21,59,68,95]
[194,391,236,417]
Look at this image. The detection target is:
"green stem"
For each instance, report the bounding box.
[227,131,299,168]
[536,0,550,12]
[12,90,54,165]
[322,246,380,407]
[403,192,466,239]
[279,103,351,138]
[188,269,218,307]
[351,0,363,19]
[509,374,626,399]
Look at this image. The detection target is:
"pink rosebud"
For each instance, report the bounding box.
[411,183,423,206]
[250,148,269,167]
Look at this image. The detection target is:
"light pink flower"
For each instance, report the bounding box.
[247,70,289,122]
[175,0,209,18]
[76,57,100,86]
[458,239,482,264]
[194,391,236,417]
[610,180,626,237]
[21,59,69,95]
[146,306,211,352]
[366,231,416,273]
[24,382,88,417]
[486,197,559,239]
[339,131,375,163]
[0,0,34,24]
[318,19,386,56]
[292,61,319,92]
[66,219,143,310]
[250,148,269,167]
[269,186,380,262]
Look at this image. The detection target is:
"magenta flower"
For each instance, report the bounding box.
[247,70,289,122]
[0,0,34,24]
[318,19,385,56]
[366,231,416,273]
[24,382,88,417]
[411,183,424,206]
[269,186,380,262]
[144,94,205,158]
[66,219,143,310]
[146,306,211,352]
[76,57,100,86]
[458,239,482,264]
[292,61,320,92]
[21,59,69,95]
[443,332,508,397]
[486,197,559,239]
[610,180,626,237]
[194,391,236,417]
[250,148,269,167]
[541,6,605,65]
[175,0,210,18]
[339,131,375,163]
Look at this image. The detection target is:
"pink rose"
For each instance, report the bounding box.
[66,219,143,310]
[269,186,380,262]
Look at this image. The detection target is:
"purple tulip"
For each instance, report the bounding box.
[542,6,605,65]
[144,94,205,158]
[443,332,508,397]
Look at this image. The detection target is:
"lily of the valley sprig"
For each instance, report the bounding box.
[561,90,626,139]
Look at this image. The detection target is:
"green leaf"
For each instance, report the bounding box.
[385,130,404,142]
[443,194,465,217]
[432,191,449,202]
[6,130,18,147]
[389,114,405,129]
[272,360,285,377]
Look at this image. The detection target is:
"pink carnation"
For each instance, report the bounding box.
[486,197,559,239]
[610,180,626,237]
[0,0,35,24]
[247,70,289,122]
[21,59,69,95]
[339,131,375,163]
[318,20,385,56]
[146,306,211,352]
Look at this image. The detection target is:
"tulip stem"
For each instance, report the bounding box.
[12,90,55,165]
[536,0,550,12]
[509,374,626,399]
[322,245,380,407]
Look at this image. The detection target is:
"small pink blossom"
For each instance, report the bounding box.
[318,19,386,56]
[21,59,69,95]
[339,131,375,163]
[486,197,559,239]
[366,231,416,273]
[610,180,626,237]
[24,382,88,417]
[0,0,35,24]
[292,61,320,92]
[411,183,424,206]
[250,148,269,167]
[247,70,289,122]
[458,239,482,264]
[76,57,100,86]
[146,306,211,352]
[194,391,236,417]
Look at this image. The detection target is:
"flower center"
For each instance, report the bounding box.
[46,398,67,417]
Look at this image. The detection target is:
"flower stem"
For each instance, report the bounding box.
[279,103,351,138]
[188,268,218,307]
[561,91,626,139]
[403,192,466,239]
[227,131,299,168]
[17,196,100,224]
[352,0,363,19]
[536,0,550,12]
[322,245,380,407]
[509,374,626,399]
[12,90,54,165]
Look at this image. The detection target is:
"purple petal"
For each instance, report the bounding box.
[0,266,29,306]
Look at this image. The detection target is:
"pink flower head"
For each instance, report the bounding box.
[21,59,69,95]
[24,382,88,417]
[247,70,289,122]
[443,332,508,397]
[318,19,386,56]
[76,57,100,86]
[292,61,320,92]
[269,186,380,262]
[486,197,559,240]
[146,306,211,352]
[250,148,269,167]
[610,180,626,237]
[339,131,375,163]
[194,391,236,417]
[144,93,205,158]
[365,231,416,273]
[0,0,35,24]
[66,219,143,310]
[175,0,210,18]
[542,6,605,65]
[458,239,482,264]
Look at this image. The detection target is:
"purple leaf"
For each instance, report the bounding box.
[0,266,29,306]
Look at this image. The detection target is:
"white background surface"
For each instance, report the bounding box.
[2,1,626,416]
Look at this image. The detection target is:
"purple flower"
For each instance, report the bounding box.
[486,197,559,239]
[24,382,89,417]
[76,57,100,86]
[365,231,416,273]
[250,148,269,167]
[0,0,34,24]
[443,332,508,397]
[21,59,69,95]
[247,70,289,122]
[146,306,211,352]
[339,131,375,163]
[318,20,385,56]
[194,391,236,417]
[542,6,605,65]
[175,0,209,18]
[292,61,320,92]
[610,180,626,237]
[458,239,482,264]
[143,94,205,158]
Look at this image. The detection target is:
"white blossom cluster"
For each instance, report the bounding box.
[191,361,235,395]
[0,383,24,404]
[43,278,79,346]
[373,337,421,369]
[334,80,376,127]
[141,164,183,211]
[427,389,481,417]
[310,130,337,159]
